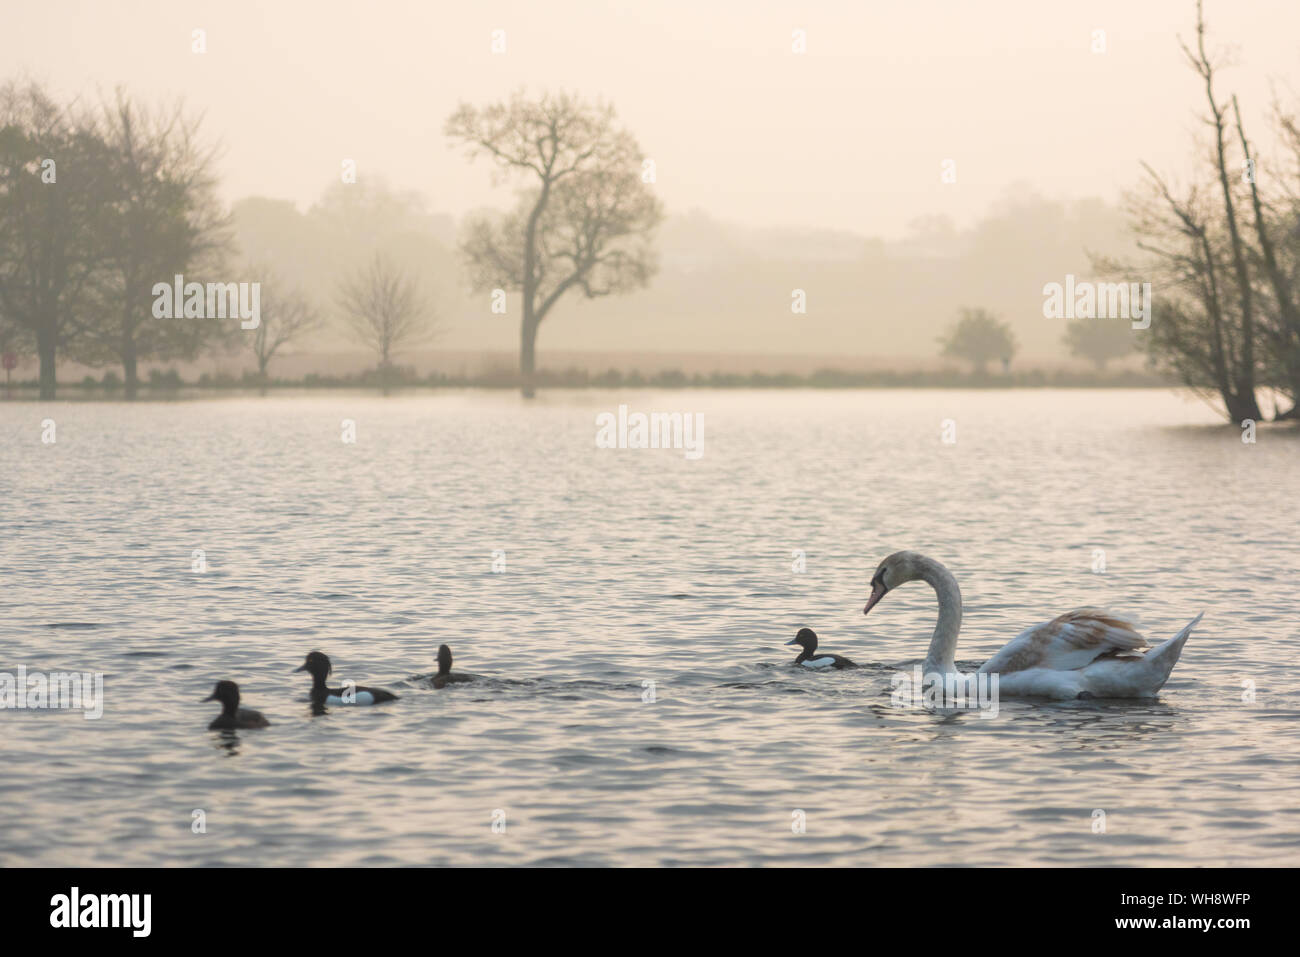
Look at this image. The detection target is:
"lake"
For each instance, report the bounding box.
[2,389,1297,866]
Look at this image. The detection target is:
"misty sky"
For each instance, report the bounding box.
[7,0,1299,240]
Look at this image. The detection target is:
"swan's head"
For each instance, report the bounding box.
[864,550,926,616]
[785,627,818,651]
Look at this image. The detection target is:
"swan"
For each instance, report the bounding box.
[862,551,1203,700]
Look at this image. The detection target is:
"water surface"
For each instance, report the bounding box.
[2,389,1297,866]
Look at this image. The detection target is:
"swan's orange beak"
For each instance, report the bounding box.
[863,581,888,616]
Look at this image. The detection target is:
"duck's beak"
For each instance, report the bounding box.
[202,691,218,702]
[784,637,798,645]
[293,663,306,672]
[863,580,888,616]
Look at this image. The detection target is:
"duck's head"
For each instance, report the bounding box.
[294,651,332,680]
[437,644,452,675]
[204,680,240,708]
[864,550,927,616]
[785,627,818,651]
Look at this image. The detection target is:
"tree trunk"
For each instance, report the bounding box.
[519,180,551,400]
[123,347,138,401]
[1224,393,1260,425]
[1200,44,1261,421]
[520,314,539,398]
[37,323,57,400]
[1233,101,1300,421]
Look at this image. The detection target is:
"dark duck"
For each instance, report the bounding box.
[203,680,270,730]
[786,628,857,669]
[294,651,398,706]
[424,644,477,689]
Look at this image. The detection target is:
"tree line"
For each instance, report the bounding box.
[0,82,229,399]
[6,5,1299,421]
[935,307,1134,374]
[1,82,662,399]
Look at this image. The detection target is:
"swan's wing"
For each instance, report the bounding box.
[977,609,1148,675]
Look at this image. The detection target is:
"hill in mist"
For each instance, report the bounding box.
[230,180,1137,368]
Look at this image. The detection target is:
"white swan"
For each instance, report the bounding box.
[862,551,1202,700]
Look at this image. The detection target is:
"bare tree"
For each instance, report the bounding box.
[1233,96,1300,417]
[247,265,321,388]
[1117,2,1266,422]
[1119,165,1251,417]
[1180,1,1262,419]
[446,91,663,397]
[335,253,435,381]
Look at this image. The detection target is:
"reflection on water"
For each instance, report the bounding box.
[1,389,1297,865]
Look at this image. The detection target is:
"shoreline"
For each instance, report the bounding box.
[1,367,1175,399]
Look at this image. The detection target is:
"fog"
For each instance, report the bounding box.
[5,0,1299,365]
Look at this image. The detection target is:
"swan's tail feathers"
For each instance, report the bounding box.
[1143,612,1203,687]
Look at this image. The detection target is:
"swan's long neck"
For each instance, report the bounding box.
[917,558,962,674]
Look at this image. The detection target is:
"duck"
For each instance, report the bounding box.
[786,627,857,669]
[203,680,270,730]
[422,644,477,689]
[294,651,398,705]
[862,550,1203,699]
